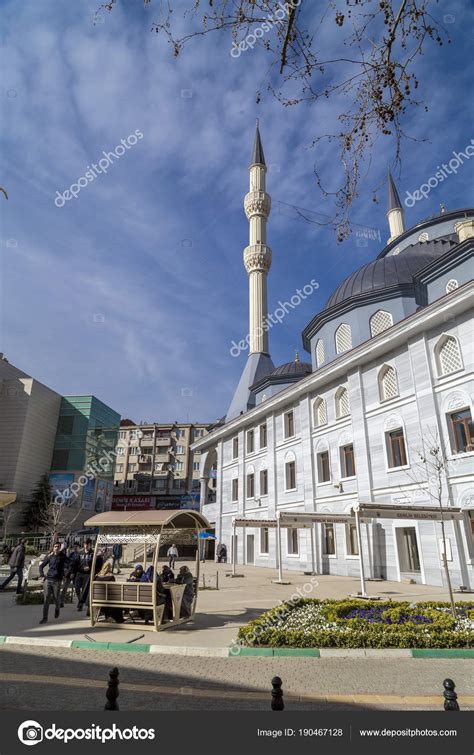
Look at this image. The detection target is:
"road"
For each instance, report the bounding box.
[0,645,472,711]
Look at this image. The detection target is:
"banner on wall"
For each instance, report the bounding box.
[49,473,75,505]
[81,477,96,510]
[105,481,113,511]
[94,479,107,512]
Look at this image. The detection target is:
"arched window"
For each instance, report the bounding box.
[446,279,458,293]
[335,323,352,354]
[313,396,327,427]
[378,364,399,402]
[315,339,325,367]
[435,335,463,376]
[335,386,350,419]
[370,310,393,337]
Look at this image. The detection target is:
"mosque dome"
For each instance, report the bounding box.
[271,360,312,378]
[324,237,456,310]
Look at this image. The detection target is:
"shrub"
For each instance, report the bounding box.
[236,599,474,649]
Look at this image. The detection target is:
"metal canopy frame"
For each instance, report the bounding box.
[232,503,463,594]
[84,509,211,631]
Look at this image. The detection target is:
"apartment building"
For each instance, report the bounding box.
[113,421,215,510]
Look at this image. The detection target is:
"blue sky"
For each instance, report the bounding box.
[1,0,473,424]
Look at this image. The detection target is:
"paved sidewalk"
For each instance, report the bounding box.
[0,644,472,711]
[1,563,471,648]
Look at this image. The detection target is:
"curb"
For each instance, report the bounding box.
[1,636,473,658]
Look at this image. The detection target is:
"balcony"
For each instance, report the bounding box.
[155,437,171,446]
[155,453,172,463]
[139,456,152,465]
[140,439,154,447]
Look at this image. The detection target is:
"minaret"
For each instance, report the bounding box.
[244,121,272,354]
[226,123,275,421]
[387,170,405,243]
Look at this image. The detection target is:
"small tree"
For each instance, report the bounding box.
[403,429,457,619]
[22,474,52,533]
[1,502,15,539]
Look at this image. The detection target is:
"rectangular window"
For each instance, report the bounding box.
[193,429,204,439]
[176,429,184,438]
[246,473,255,499]
[387,429,407,468]
[285,460,296,490]
[153,479,166,489]
[128,463,137,472]
[232,437,239,459]
[175,461,184,471]
[119,430,127,439]
[51,449,69,469]
[116,446,125,456]
[346,523,359,556]
[341,444,356,478]
[176,445,185,454]
[129,447,140,455]
[246,430,254,454]
[287,528,298,555]
[193,462,200,471]
[317,451,331,483]
[449,409,474,454]
[232,478,239,501]
[58,416,74,434]
[260,527,269,554]
[323,523,336,555]
[260,469,268,496]
[259,423,267,449]
[284,410,295,438]
[115,464,124,473]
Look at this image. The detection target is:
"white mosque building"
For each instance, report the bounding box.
[192,124,474,588]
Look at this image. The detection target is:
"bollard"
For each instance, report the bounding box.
[443,678,460,711]
[105,667,120,711]
[271,676,284,711]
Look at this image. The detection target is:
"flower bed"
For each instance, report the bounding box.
[236,599,474,649]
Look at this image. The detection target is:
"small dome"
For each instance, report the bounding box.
[325,238,456,310]
[271,361,312,377]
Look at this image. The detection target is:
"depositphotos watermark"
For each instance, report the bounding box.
[404,138,474,207]
[231,0,301,58]
[54,130,144,207]
[18,720,155,745]
[230,278,319,357]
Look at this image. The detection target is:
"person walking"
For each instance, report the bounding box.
[167,543,178,570]
[111,543,122,574]
[60,542,80,608]
[0,539,26,593]
[39,542,67,624]
[75,540,93,611]
[217,542,227,563]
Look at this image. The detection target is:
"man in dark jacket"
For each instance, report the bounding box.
[39,542,67,623]
[0,539,26,593]
[111,543,122,574]
[75,540,93,611]
[60,542,80,608]
[76,540,102,614]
